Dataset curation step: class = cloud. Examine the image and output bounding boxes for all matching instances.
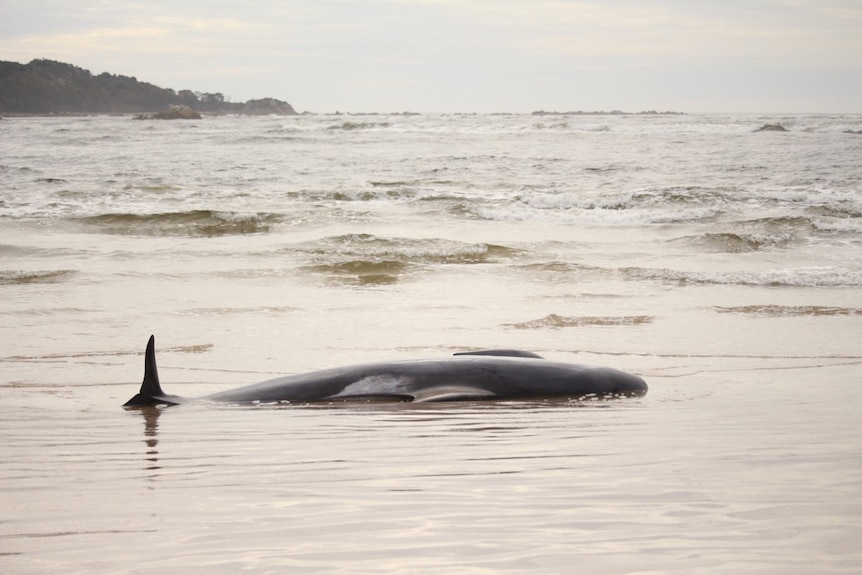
[2,0,860,111]
[435,0,862,66]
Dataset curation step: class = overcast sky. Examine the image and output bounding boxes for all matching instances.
[2,0,860,113]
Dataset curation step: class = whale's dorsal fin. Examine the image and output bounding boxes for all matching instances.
[453,349,544,359]
[142,335,161,394]
[123,335,182,407]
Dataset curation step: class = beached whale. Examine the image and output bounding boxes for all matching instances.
[123,335,647,407]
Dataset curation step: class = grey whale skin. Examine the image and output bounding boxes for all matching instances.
[124,336,647,407]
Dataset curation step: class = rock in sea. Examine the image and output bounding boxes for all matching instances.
[134,105,202,120]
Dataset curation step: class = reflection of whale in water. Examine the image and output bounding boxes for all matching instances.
[141,406,161,474]
[123,336,647,407]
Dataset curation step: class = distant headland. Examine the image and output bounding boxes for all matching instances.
[0,59,297,116]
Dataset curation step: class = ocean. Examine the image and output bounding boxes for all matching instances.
[1,112,861,574]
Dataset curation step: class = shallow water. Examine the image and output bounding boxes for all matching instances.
[1,113,861,573]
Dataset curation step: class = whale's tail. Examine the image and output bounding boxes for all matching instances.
[123,335,182,407]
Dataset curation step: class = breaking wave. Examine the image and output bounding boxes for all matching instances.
[294,234,520,285]
[714,305,862,316]
[467,185,862,228]
[73,210,283,236]
[178,306,299,316]
[669,216,815,252]
[670,231,796,253]
[622,266,862,287]
[504,314,655,329]
[300,260,409,286]
[0,270,76,285]
[296,234,519,265]
[328,121,392,131]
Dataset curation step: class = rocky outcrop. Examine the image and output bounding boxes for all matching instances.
[755,123,788,132]
[134,105,202,120]
[239,98,297,115]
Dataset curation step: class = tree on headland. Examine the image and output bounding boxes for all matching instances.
[0,59,297,116]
